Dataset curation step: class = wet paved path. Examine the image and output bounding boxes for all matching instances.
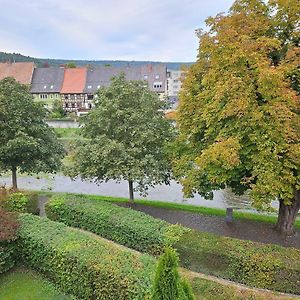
[118,203,300,249]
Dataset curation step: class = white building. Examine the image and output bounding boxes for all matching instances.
[167,69,185,97]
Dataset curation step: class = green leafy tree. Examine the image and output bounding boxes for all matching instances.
[51,99,66,119]
[66,74,174,201]
[152,247,195,300]
[65,62,76,68]
[0,77,65,189]
[172,0,300,235]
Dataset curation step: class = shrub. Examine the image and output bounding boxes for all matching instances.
[175,230,300,294]
[0,209,19,242]
[46,197,188,255]
[17,214,155,300]
[0,245,15,274]
[0,189,39,215]
[151,247,195,300]
[22,191,39,215]
[5,192,28,212]
[0,208,19,274]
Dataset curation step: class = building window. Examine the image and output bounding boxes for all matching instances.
[153,82,163,89]
[144,75,148,80]
[155,74,160,79]
[87,95,93,100]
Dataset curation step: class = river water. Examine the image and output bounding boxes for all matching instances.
[0,174,278,212]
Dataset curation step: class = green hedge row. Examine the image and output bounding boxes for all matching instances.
[175,230,300,294]
[46,196,300,294]
[17,214,155,300]
[46,197,188,255]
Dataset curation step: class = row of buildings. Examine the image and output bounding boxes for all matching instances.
[0,62,184,114]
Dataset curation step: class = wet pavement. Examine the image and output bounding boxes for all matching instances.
[118,203,300,249]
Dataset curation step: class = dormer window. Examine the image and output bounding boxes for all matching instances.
[43,85,47,89]
[155,75,160,79]
[50,85,54,89]
[143,75,148,80]
[88,85,92,89]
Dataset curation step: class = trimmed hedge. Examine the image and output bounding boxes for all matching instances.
[0,244,15,274]
[17,214,155,300]
[46,197,188,255]
[46,196,300,294]
[175,230,300,294]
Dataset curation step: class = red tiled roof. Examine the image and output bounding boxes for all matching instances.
[61,68,87,93]
[0,62,34,84]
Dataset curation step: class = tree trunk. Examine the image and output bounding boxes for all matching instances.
[12,167,18,190]
[128,180,134,203]
[276,191,300,236]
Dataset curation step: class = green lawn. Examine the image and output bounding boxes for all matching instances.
[54,128,81,139]
[40,191,300,229]
[0,268,75,300]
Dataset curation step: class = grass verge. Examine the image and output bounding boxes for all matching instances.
[54,128,81,139]
[180,269,296,300]
[0,267,75,300]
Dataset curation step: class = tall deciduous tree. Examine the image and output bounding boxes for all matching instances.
[0,77,65,189]
[172,0,300,235]
[66,74,174,201]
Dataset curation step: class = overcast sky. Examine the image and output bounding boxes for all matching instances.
[0,0,234,62]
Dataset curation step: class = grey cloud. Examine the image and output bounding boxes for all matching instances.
[0,0,233,61]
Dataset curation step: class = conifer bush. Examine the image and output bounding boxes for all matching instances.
[151,247,195,300]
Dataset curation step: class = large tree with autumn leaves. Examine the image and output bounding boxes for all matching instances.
[172,0,300,235]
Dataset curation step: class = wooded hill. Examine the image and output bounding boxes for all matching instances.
[0,51,193,70]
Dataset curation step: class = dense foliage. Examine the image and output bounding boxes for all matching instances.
[176,229,300,294]
[172,0,300,234]
[152,247,195,300]
[46,196,188,255]
[17,214,155,300]
[65,74,174,201]
[0,77,65,189]
[0,189,39,215]
[0,209,19,274]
